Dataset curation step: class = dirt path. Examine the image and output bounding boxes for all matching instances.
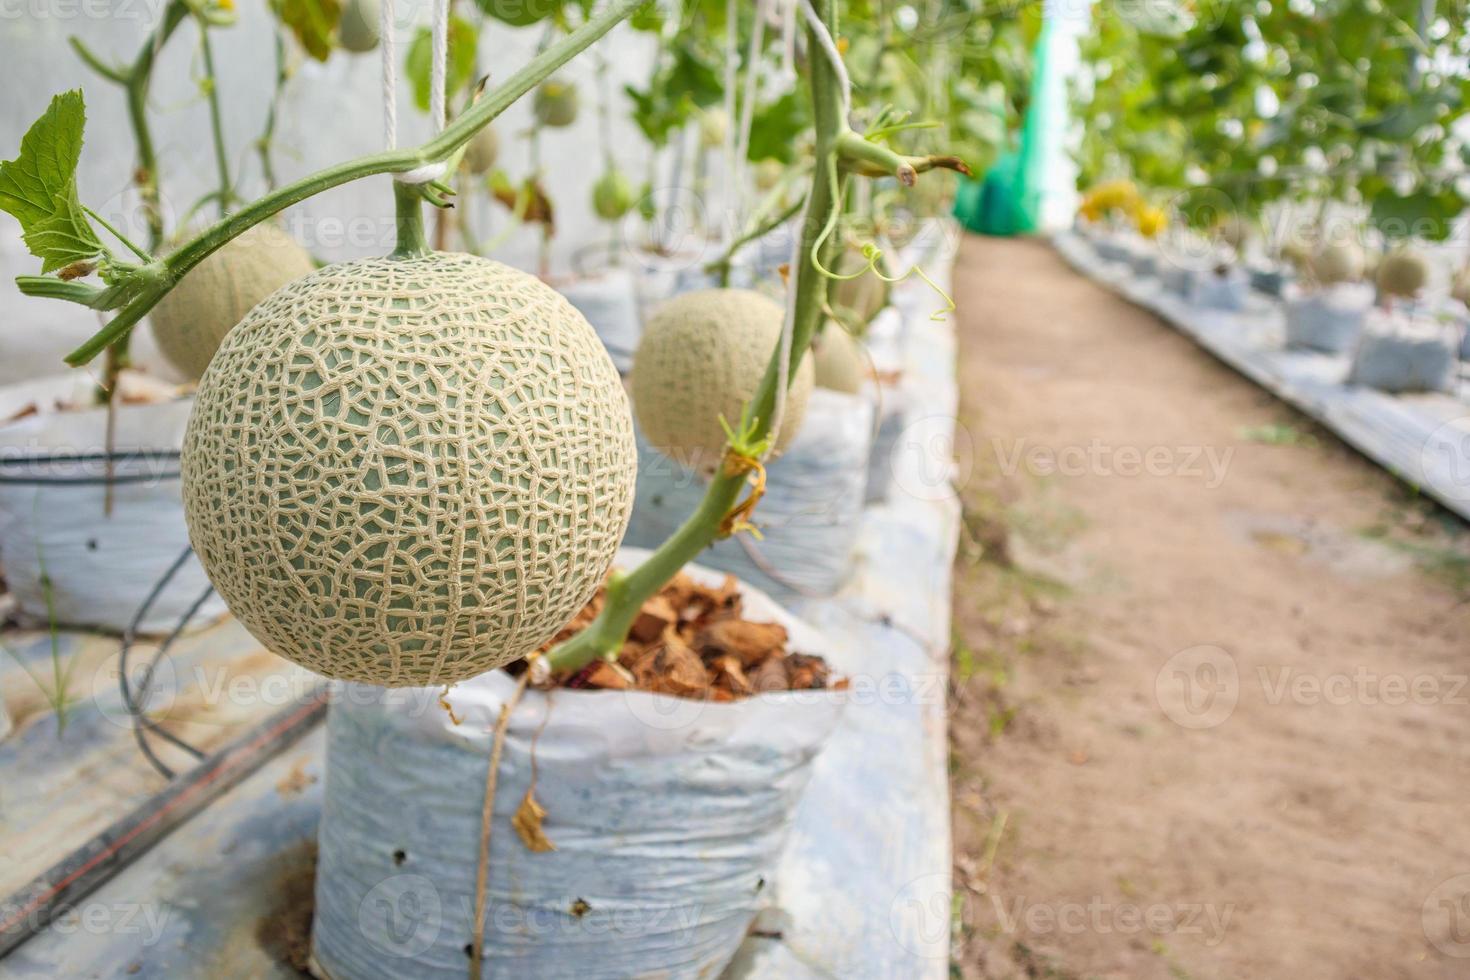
[947,235,1470,980]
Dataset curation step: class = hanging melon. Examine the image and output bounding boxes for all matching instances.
[181,251,637,687]
[149,223,315,381]
[534,79,579,128]
[811,325,865,394]
[1376,246,1429,298]
[462,125,499,174]
[699,108,728,149]
[592,169,634,221]
[1451,267,1470,307]
[1311,239,1364,285]
[337,0,380,52]
[631,288,812,467]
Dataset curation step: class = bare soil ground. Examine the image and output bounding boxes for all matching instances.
[948,235,1470,980]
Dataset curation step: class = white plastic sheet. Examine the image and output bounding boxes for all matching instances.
[0,397,225,633]
[309,550,845,980]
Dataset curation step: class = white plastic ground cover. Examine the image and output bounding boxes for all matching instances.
[1349,312,1459,394]
[0,396,225,633]
[308,547,846,980]
[1283,283,1373,353]
[623,388,875,602]
[557,269,642,373]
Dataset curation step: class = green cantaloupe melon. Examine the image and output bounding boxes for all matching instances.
[699,108,728,149]
[533,80,579,128]
[462,125,499,174]
[830,247,890,328]
[181,251,636,687]
[1376,247,1428,298]
[592,170,634,221]
[338,0,380,52]
[631,288,813,468]
[1311,239,1364,285]
[149,223,315,381]
[812,325,866,394]
[753,158,783,192]
[1451,267,1470,307]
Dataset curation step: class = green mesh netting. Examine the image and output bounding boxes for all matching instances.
[956,16,1065,236]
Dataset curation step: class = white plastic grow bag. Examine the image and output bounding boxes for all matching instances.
[0,397,225,633]
[557,269,642,373]
[1349,312,1459,394]
[309,549,846,980]
[1282,283,1373,353]
[623,389,875,602]
[1159,264,1197,298]
[1191,267,1250,311]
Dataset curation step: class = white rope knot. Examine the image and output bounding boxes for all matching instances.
[394,162,450,185]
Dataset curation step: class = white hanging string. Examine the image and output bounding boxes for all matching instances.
[381,0,450,184]
[800,0,851,115]
[732,0,769,202]
[721,0,739,243]
[780,0,797,81]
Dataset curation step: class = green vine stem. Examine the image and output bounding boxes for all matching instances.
[392,181,432,258]
[60,0,649,368]
[257,30,288,191]
[71,0,189,513]
[544,0,855,674]
[704,195,804,287]
[197,17,234,215]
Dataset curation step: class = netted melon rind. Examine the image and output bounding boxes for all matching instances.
[631,288,813,467]
[150,223,315,380]
[1376,247,1429,298]
[181,252,637,687]
[1312,240,1364,285]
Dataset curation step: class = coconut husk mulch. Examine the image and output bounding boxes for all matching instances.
[535,571,842,701]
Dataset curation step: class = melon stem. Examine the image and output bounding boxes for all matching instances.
[545,0,850,674]
[392,182,432,259]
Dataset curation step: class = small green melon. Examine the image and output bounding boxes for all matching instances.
[1311,240,1364,285]
[592,170,634,221]
[462,125,499,175]
[534,79,579,128]
[699,108,728,149]
[753,158,784,193]
[337,0,380,52]
[812,325,866,394]
[631,288,813,467]
[1451,267,1470,307]
[1376,246,1429,298]
[149,223,315,381]
[181,252,636,687]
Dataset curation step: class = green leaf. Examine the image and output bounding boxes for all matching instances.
[1368,188,1463,241]
[746,91,811,165]
[474,0,559,27]
[406,16,479,114]
[0,90,104,274]
[272,0,342,62]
